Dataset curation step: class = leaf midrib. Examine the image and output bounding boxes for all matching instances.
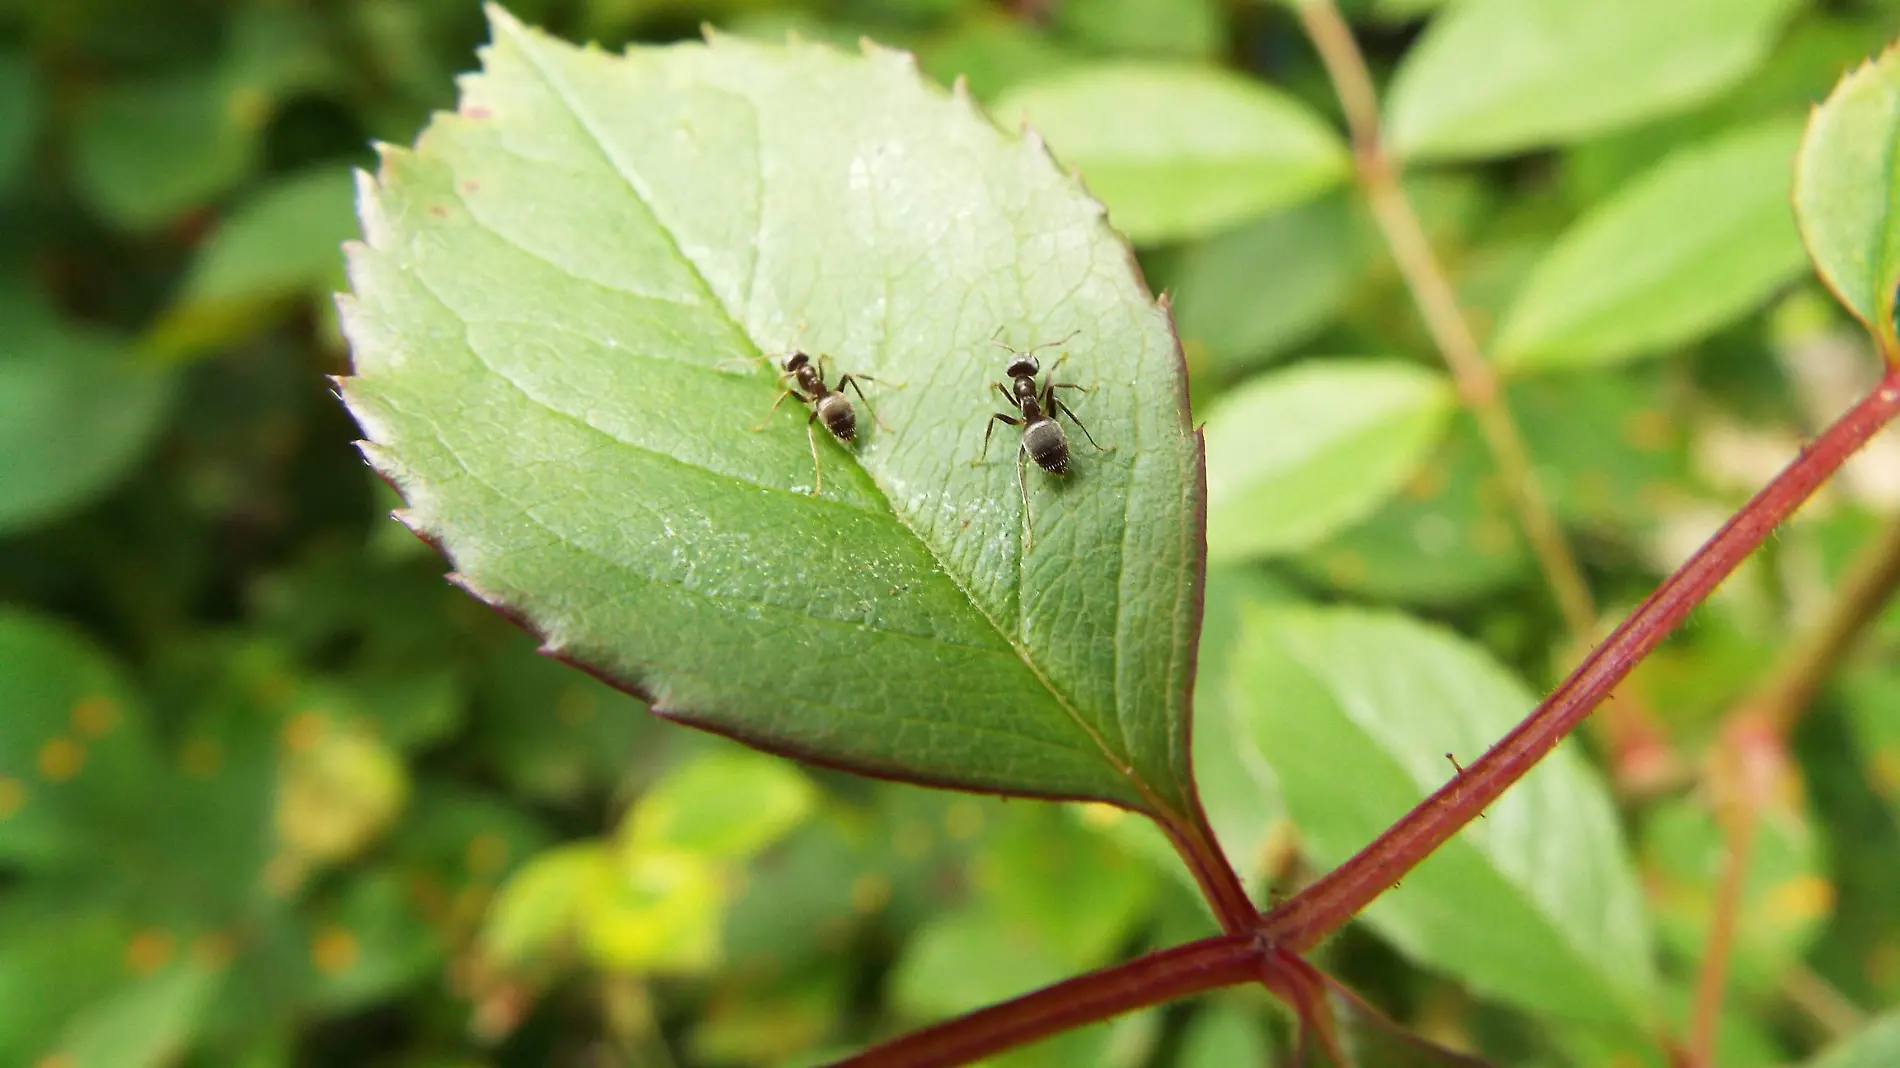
[397,402,1112,765]
[502,25,1165,814]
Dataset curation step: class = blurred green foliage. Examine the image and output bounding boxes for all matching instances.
[8,0,1900,1066]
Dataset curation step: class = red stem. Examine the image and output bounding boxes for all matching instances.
[1160,802,1258,933]
[824,934,1263,1068]
[1259,372,1900,949]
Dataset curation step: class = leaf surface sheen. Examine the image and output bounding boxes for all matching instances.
[1497,118,1809,370]
[991,62,1350,244]
[340,9,1205,815]
[1386,0,1800,161]
[1202,359,1454,562]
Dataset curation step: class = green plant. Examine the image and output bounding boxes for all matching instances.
[333,1,1900,1065]
[12,0,1900,1065]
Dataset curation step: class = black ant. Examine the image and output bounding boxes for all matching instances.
[725,349,885,495]
[973,330,1108,549]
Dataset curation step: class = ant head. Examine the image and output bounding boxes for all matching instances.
[780,350,812,373]
[1005,354,1040,379]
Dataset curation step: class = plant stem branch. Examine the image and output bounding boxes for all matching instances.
[824,934,1264,1068]
[1161,804,1261,933]
[1687,724,1772,1067]
[1781,965,1866,1040]
[1293,0,1597,639]
[1258,374,1900,950]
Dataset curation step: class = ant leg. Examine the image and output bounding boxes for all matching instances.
[714,352,771,374]
[751,390,810,431]
[803,419,823,496]
[1051,396,1111,452]
[836,374,891,431]
[1043,354,1092,396]
[993,382,1019,408]
[1016,440,1034,553]
[972,412,1021,466]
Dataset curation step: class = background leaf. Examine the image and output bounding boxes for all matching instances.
[1229,606,1658,1029]
[0,49,39,197]
[1054,0,1226,60]
[1385,0,1801,161]
[1286,414,1529,607]
[1202,359,1454,562]
[1495,119,1808,371]
[341,13,1208,813]
[1171,193,1366,376]
[0,610,159,869]
[143,166,358,364]
[70,73,257,230]
[0,288,176,533]
[990,62,1349,243]
[1803,1014,1900,1067]
[1795,44,1900,353]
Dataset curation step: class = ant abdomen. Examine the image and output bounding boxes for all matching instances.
[1022,419,1068,474]
[816,393,857,442]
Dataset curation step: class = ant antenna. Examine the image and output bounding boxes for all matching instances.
[988,328,1082,357]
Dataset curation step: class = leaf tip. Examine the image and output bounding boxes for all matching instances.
[482,2,525,39]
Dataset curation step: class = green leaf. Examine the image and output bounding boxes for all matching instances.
[625,748,816,861]
[0,610,160,869]
[976,805,1156,967]
[1804,1014,1900,1067]
[483,842,608,968]
[143,166,359,365]
[917,15,1082,102]
[990,62,1349,243]
[895,903,1160,1068]
[1172,193,1366,376]
[70,73,258,229]
[1496,119,1809,371]
[302,870,441,1011]
[0,49,40,196]
[1230,606,1657,1029]
[0,287,177,533]
[1510,371,1688,531]
[1178,1004,1268,1068]
[0,898,139,1063]
[1052,0,1227,60]
[341,11,1207,815]
[1203,359,1455,562]
[1286,415,1529,607]
[1795,44,1900,354]
[1555,980,1788,1068]
[1301,980,1495,1067]
[467,642,653,804]
[579,846,727,973]
[1386,0,1801,161]
[1184,566,1294,892]
[51,965,222,1068]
